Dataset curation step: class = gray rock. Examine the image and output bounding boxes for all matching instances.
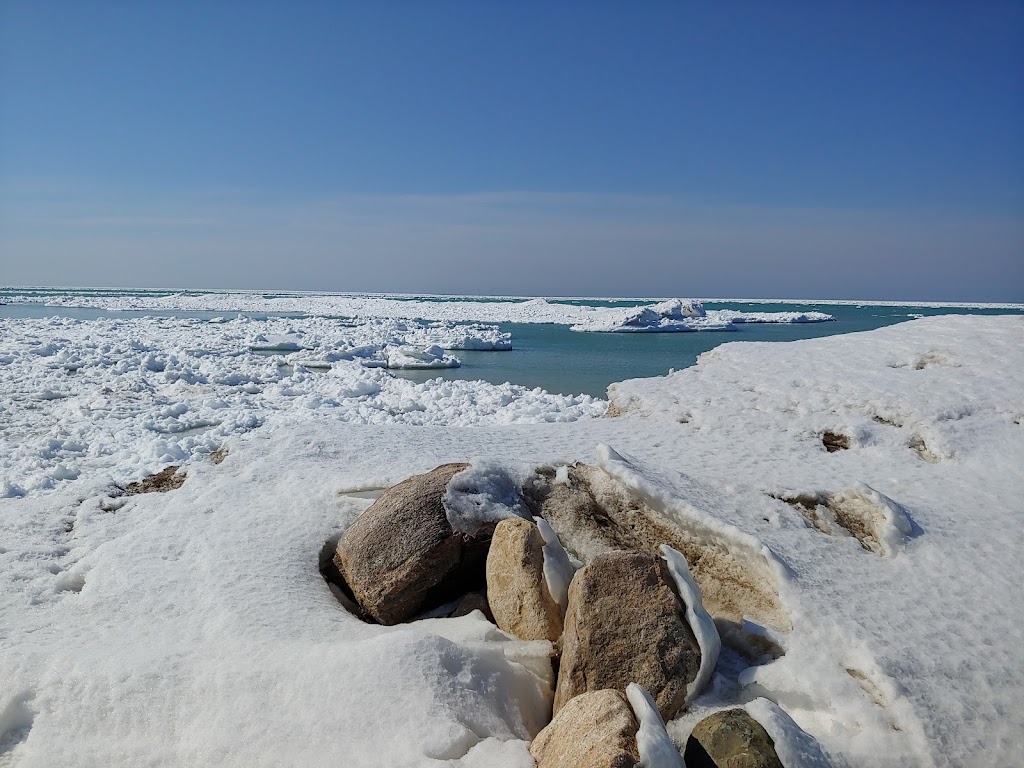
[554,550,701,720]
[684,708,784,768]
[334,463,469,625]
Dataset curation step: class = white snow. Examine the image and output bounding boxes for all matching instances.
[659,544,721,705]
[744,697,833,768]
[443,461,534,536]
[570,299,833,333]
[533,515,577,612]
[4,290,834,328]
[626,683,685,768]
[2,308,1023,767]
[0,315,603,496]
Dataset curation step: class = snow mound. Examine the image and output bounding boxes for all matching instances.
[626,683,685,768]
[443,461,534,536]
[660,544,721,705]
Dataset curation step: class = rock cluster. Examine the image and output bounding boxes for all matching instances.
[327,462,796,768]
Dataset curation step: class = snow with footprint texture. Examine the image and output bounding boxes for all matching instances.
[1,312,1023,767]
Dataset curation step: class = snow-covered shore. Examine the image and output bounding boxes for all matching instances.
[2,314,1023,767]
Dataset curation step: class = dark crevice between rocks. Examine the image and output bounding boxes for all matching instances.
[821,431,850,453]
[682,738,718,768]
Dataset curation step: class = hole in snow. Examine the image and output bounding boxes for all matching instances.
[0,691,36,758]
[821,431,850,452]
[770,487,914,557]
[716,619,785,664]
[908,435,940,463]
[871,413,903,428]
[122,466,186,495]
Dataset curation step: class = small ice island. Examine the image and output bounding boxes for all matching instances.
[570,299,834,333]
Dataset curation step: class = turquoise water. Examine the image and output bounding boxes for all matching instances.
[2,292,1021,397]
[394,303,1023,396]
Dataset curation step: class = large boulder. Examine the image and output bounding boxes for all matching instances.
[485,517,563,642]
[684,709,783,768]
[530,689,640,768]
[334,463,469,625]
[554,550,700,720]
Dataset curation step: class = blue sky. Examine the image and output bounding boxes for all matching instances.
[1,1,1022,300]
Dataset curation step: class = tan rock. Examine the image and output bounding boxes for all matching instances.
[554,550,700,720]
[334,463,468,625]
[684,708,783,768]
[485,517,563,642]
[523,464,791,632]
[530,689,640,768]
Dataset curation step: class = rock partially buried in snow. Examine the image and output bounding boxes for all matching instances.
[554,550,701,720]
[334,463,470,624]
[684,708,784,768]
[530,689,640,768]
[450,591,493,620]
[486,516,563,642]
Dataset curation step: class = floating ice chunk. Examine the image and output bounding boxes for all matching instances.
[626,683,685,768]
[383,345,461,369]
[660,544,721,704]
[248,333,306,352]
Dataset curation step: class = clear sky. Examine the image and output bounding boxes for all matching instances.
[1,1,1022,300]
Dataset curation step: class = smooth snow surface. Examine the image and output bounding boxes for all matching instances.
[659,544,721,705]
[2,313,1023,767]
[626,683,685,768]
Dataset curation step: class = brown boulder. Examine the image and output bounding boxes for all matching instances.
[554,550,700,720]
[485,517,563,642]
[334,463,469,624]
[450,591,493,621]
[684,708,783,768]
[530,689,640,768]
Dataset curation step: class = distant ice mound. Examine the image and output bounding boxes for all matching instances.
[571,299,834,333]
[571,300,734,334]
